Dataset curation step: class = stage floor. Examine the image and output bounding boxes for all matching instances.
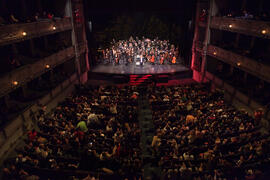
[91,63,190,75]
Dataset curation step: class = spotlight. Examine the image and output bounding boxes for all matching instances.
[22,32,27,36]
[45,64,50,69]
[229,24,232,28]
[237,62,241,66]
[262,30,267,34]
[12,81,18,85]
[52,26,56,30]
[213,52,217,55]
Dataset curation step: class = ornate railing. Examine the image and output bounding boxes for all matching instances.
[210,17,270,39]
[0,46,75,97]
[0,18,72,46]
[207,45,270,83]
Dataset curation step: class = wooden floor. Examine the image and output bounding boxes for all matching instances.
[91,62,190,75]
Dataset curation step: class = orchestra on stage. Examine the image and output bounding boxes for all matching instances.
[101,36,180,65]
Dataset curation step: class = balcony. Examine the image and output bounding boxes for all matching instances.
[210,17,270,39]
[0,46,75,97]
[207,45,270,83]
[0,18,72,46]
[204,71,270,121]
[0,72,78,158]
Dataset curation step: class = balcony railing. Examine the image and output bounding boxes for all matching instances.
[0,18,72,46]
[0,46,75,97]
[204,71,270,121]
[207,45,270,83]
[210,17,270,39]
[0,72,78,158]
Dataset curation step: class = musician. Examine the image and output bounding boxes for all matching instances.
[140,54,143,66]
[150,55,155,65]
[160,54,164,65]
[115,53,119,65]
[102,37,179,66]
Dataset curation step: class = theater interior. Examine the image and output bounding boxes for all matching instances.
[0,0,270,179]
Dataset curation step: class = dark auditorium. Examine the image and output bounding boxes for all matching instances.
[0,0,270,179]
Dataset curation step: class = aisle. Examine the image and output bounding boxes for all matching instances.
[138,87,161,180]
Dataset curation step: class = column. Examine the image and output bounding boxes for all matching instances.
[191,1,201,70]
[201,0,214,77]
[66,0,81,81]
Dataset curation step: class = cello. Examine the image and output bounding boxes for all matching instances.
[172,56,176,64]
[150,55,155,64]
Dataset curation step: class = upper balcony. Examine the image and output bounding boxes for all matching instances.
[210,17,270,39]
[0,18,72,46]
[207,44,270,83]
[0,46,75,98]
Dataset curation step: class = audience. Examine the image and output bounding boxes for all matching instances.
[149,84,270,179]
[217,9,269,21]
[2,85,142,180]
[2,83,270,180]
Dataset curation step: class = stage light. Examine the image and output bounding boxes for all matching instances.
[22,31,27,36]
[45,64,50,69]
[262,30,267,34]
[229,24,232,28]
[237,62,241,66]
[213,52,217,55]
[52,26,56,30]
[12,81,18,85]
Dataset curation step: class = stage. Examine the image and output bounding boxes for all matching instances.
[88,62,193,85]
[90,63,190,75]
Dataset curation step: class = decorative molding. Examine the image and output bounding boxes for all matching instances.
[0,18,72,46]
[207,45,270,83]
[210,17,270,39]
[0,46,75,97]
